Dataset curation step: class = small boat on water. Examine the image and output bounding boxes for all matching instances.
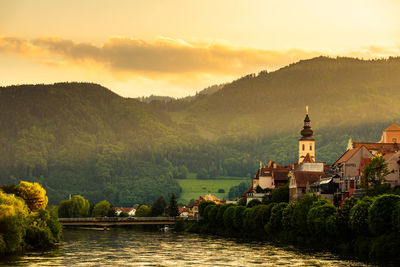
[159,225,170,232]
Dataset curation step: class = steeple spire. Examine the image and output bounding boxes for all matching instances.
[300,106,314,140]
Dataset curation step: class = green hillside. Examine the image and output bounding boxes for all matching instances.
[1,57,400,205]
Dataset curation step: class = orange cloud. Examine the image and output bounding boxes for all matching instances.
[1,36,399,79]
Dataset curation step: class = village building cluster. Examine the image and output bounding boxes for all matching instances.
[245,107,400,205]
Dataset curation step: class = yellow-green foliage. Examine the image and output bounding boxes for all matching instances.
[0,190,28,253]
[16,181,48,211]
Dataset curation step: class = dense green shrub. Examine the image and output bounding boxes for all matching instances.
[135,205,151,217]
[263,203,276,224]
[265,202,288,236]
[24,225,53,249]
[330,197,358,241]
[247,199,261,208]
[307,202,336,238]
[369,234,400,262]
[233,205,246,229]
[349,197,373,236]
[223,206,236,230]
[203,204,215,222]
[253,205,269,230]
[269,183,289,204]
[198,201,215,217]
[207,205,219,225]
[216,204,231,226]
[368,194,400,235]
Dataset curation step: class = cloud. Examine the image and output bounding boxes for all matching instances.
[1,36,400,80]
[0,36,321,76]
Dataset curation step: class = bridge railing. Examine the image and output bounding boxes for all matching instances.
[59,217,200,222]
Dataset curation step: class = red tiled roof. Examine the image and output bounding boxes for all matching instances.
[353,142,399,153]
[294,171,324,188]
[302,153,315,163]
[272,170,289,181]
[384,124,400,132]
[334,146,362,165]
[113,207,135,213]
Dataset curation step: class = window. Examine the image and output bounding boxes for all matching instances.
[302,144,305,151]
[310,145,312,151]
[393,138,397,143]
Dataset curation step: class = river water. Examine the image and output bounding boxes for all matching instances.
[1,228,371,266]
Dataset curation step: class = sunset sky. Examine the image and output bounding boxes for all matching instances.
[1,0,400,97]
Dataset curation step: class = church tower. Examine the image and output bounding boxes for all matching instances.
[298,106,315,163]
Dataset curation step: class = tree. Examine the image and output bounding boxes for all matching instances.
[270,183,289,203]
[199,200,215,217]
[368,194,400,235]
[247,199,261,208]
[135,205,151,217]
[196,168,209,179]
[58,195,90,218]
[92,200,112,217]
[363,154,392,188]
[238,197,247,206]
[150,195,167,216]
[349,196,373,236]
[7,181,48,212]
[0,190,29,253]
[167,193,179,217]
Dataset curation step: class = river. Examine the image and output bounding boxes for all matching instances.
[1,228,372,266]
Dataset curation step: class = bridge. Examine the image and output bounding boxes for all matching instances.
[59,217,199,227]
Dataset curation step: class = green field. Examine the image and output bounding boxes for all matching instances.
[175,176,250,204]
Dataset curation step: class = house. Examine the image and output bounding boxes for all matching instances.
[113,207,136,217]
[246,161,290,203]
[347,124,400,188]
[188,194,224,217]
[289,170,324,202]
[332,145,373,192]
[383,151,400,188]
[178,206,189,217]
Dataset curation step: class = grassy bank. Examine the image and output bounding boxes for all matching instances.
[174,175,248,204]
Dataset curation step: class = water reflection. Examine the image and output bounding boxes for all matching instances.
[1,228,372,266]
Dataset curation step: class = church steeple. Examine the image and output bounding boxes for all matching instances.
[300,105,314,140]
[298,106,315,163]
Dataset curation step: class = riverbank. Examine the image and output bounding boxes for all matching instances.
[185,194,400,265]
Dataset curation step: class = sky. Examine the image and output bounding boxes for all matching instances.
[1,0,400,97]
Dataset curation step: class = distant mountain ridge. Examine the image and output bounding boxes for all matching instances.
[1,56,400,205]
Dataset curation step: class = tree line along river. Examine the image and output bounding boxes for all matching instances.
[1,228,372,266]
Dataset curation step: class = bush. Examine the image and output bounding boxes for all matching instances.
[265,203,288,237]
[119,212,129,217]
[270,183,289,204]
[238,197,247,206]
[233,205,246,229]
[216,204,231,226]
[247,199,261,208]
[331,197,358,241]
[349,197,373,236]
[199,201,215,217]
[307,203,336,239]
[24,225,53,249]
[223,206,236,230]
[135,205,151,217]
[369,234,400,262]
[92,200,112,217]
[207,205,219,225]
[368,194,400,235]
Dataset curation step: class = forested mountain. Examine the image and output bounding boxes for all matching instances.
[1,56,400,205]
